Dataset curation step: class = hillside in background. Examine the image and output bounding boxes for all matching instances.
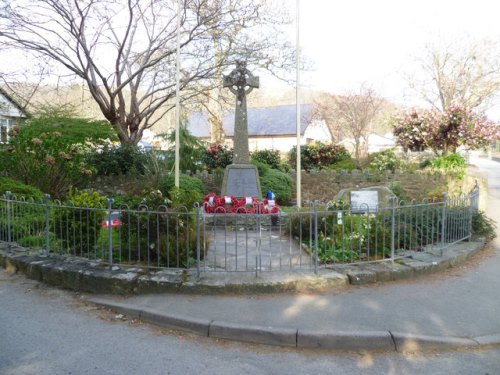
[1,83,399,139]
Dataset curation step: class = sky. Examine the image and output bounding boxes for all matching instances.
[3,0,500,118]
[283,0,500,115]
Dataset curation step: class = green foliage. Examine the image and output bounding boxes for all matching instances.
[259,169,292,204]
[325,199,349,211]
[16,116,115,144]
[325,157,357,172]
[160,174,204,208]
[288,201,475,264]
[427,153,467,179]
[250,149,282,170]
[388,182,407,202]
[139,151,172,191]
[113,189,170,210]
[117,201,204,268]
[315,232,361,263]
[250,160,270,176]
[201,143,233,172]
[168,186,203,209]
[164,127,205,173]
[53,189,106,254]
[288,142,350,171]
[0,196,46,245]
[87,145,148,176]
[471,211,496,239]
[0,177,44,199]
[368,148,401,172]
[429,153,466,169]
[1,116,115,197]
[289,212,391,263]
[17,233,57,250]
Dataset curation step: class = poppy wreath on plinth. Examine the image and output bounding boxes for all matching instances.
[237,196,259,213]
[203,193,219,213]
[202,193,280,214]
[260,199,279,214]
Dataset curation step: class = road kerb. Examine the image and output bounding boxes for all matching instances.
[473,334,500,346]
[391,332,479,351]
[297,329,394,351]
[209,320,297,347]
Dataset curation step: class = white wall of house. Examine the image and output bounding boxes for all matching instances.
[0,94,24,118]
[248,136,303,152]
[0,92,26,143]
[303,119,332,144]
[225,120,333,153]
[338,133,396,155]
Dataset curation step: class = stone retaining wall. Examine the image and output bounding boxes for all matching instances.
[89,168,487,209]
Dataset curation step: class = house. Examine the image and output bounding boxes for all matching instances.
[186,104,332,152]
[0,87,28,143]
[338,133,396,155]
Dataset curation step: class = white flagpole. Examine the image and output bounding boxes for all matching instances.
[174,0,182,188]
[295,0,301,208]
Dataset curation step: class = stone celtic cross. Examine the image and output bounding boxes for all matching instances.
[223,61,259,164]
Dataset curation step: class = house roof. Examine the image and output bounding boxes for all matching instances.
[0,86,29,118]
[186,104,314,138]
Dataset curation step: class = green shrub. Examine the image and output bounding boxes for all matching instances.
[160,174,204,208]
[288,142,350,171]
[53,189,106,255]
[0,179,45,246]
[368,148,401,172]
[288,212,391,263]
[471,211,496,239]
[0,197,46,245]
[201,144,233,172]
[427,153,467,179]
[388,182,407,202]
[17,233,57,250]
[111,190,197,265]
[259,169,292,204]
[118,204,204,268]
[325,157,358,172]
[422,153,467,179]
[163,127,205,173]
[87,145,148,176]
[250,149,281,170]
[0,177,45,199]
[2,116,115,197]
[250,160,270,176]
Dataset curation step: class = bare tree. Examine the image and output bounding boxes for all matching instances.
[188,0,295,144]
[315,85,384,160]
[408,38,500,111]
[0,0,290,146]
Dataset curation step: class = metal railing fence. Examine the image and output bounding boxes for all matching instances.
[0,184,480,275]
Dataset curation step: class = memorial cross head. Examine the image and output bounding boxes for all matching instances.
[222,61,259,101]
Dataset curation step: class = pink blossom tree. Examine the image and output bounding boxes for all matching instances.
[393,104,500,156]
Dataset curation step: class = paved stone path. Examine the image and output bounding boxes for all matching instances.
[202,216,312,272]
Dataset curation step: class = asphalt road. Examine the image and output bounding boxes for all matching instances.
[1,251,499,374]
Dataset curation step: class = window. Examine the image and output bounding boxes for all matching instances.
[0,118,12,144]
